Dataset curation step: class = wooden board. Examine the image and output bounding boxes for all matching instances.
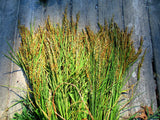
[0,0,159,119]
[98,0,124,29]
[0,0,22,119]
[123,0,157,114]
[45,0,70,26]
[72,0,97,31]
[149,0,160,106]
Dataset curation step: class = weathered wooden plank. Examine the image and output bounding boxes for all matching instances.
[6,0,28,118]
[19,0,70,28]
[0,0,159,119]
[72,0,97,31]
[45,0,70,26]
[18,0,32,28]
[123,0,157,114]
[0,0,21,119]
[98,0,124,29]
[19,0,47,29]
[149,0,160,106]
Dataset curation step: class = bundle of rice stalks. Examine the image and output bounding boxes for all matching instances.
[8,8,144,120]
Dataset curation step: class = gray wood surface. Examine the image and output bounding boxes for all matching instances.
[46,0,70,25]
[0,0,159,119]
[0,0,20,119]
[98,0,124,29]
[123,0,157,113]
[72,0,97,31]
[149,0,160,106]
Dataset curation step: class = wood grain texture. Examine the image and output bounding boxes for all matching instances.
[72,0,97,31]
[98,0,124,29]
[123,0,157,113]
[45,0,70,26]
[149,0,160,106]
[0,0,21,119]
[0,0,159,119]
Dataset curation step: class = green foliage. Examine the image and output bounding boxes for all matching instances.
[8,8,145,120]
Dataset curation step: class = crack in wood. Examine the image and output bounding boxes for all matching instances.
[96,0,99,30]
[69,0,72,22]
[122,0,125,30]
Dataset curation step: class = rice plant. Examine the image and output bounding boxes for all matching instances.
[7,8,144,120]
